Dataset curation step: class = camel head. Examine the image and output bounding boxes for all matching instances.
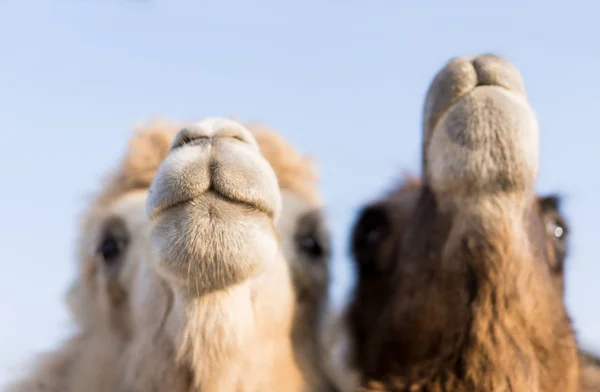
[350,177,569,338]
[59,119,333,391]
[67,120,332,332]
[346,54,579,391]
[348,177,572,389]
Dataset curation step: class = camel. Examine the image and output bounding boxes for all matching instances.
[344,54,581,391]
[4,119,337,392]
[112,117,305,391]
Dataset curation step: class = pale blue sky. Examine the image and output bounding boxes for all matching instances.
[1,0,599,385]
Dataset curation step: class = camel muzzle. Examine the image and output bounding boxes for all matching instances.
[422,54,540,201]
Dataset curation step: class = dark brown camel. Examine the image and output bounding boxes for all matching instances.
[350,176,600,391]
[346,54,580,391]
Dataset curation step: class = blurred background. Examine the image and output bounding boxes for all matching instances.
[1,0,599,385]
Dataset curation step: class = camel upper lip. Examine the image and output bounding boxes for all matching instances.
[208,186,276,218]
[148,196,193,221]
[148,188,275,221]
[431,84,511,135]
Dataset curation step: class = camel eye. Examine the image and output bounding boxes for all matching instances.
[364,227,383,244]
[547,219,566,241]
[295,211,330,261]
[539,195,567,243]
[553,225,564,239]
[297,234,324,259]
[353,206,388,252]
[97,236,125,264]
[96,218,129,266]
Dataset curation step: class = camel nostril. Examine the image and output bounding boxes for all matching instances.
[171,128,211,150]
[471,54,526,94]
[170,119,259,152]
[216,128,254,145]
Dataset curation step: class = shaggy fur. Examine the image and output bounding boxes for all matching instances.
[248,124,321,205]
[347,176,599,391]
[345,54,580,391]
[94,120,180,209]
[4,119,336,392]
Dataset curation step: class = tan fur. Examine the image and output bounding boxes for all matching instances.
[345,54,580,392]
[5,119,335,392]
[246,124,321,205]
[3,337,81,392]
[94,120,180,209]
[340,174,600,392]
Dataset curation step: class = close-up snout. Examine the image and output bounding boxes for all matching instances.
[422,54,540,203]
[147,117,281,221]
[422,54,527,143]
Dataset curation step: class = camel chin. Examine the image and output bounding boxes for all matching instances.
[147,118,283,291]
[424,54,539,207]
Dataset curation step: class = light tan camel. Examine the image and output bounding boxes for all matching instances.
[344,54,580,391]
[114,117,303,391]
[4,119,337,392]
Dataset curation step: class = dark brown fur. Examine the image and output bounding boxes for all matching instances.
[348,178,579,391]
[349,177,599,391]
[346,54,580,391]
